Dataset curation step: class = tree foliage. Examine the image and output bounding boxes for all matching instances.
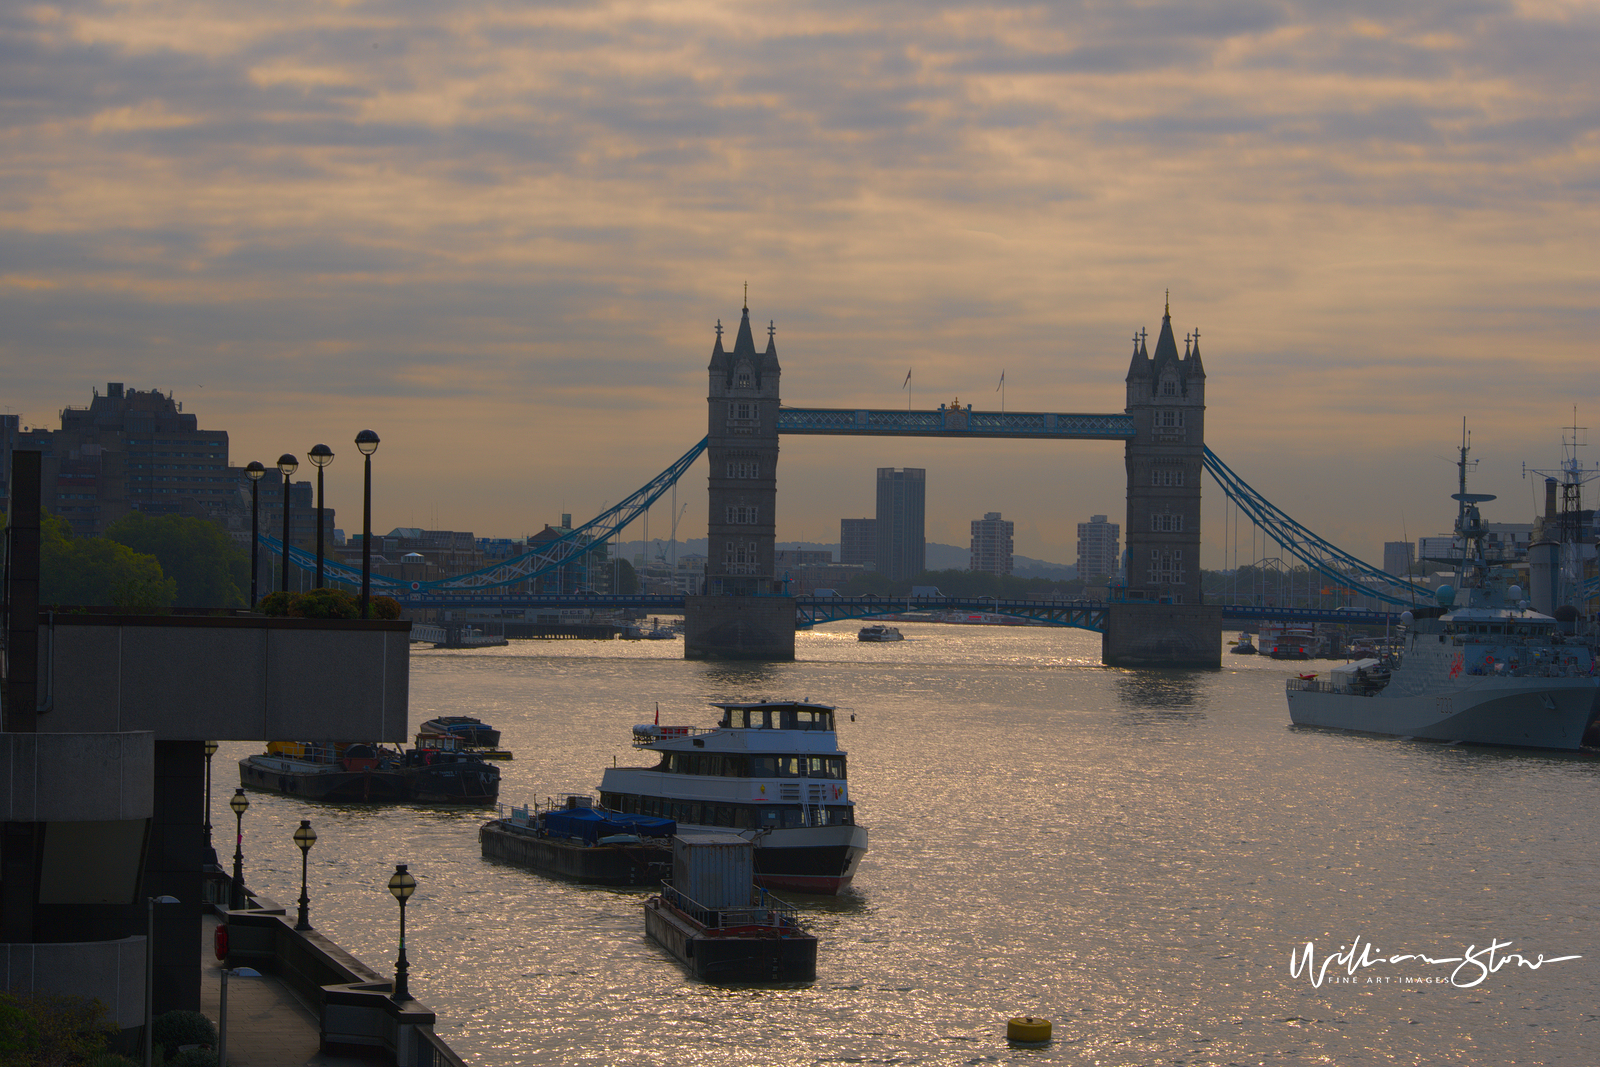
[27,510,177,609]
[106,513,248,609]
[0,992,119,1067]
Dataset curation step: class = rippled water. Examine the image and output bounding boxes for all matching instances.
[218,622,1600,1065]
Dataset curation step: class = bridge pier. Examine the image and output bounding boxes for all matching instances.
[683,595,796,660]
[1102,602,1222,668]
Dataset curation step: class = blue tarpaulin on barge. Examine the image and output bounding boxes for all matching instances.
[543,808,677,845]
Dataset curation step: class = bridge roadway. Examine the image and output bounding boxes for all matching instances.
[404,593,1398,630]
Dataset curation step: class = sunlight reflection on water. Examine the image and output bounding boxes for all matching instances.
[221,622,1600,1065]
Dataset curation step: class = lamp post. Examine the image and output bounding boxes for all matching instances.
[229,788,249,910]
[308,444,334,589]
[356,430,380,618]
[217,966,261,1067]
[294,820,318,930]
[245,462,265,606]
[144,895,179,1067]
[276,455,298,593]
[387,863,416,1002]
[202,740,218,856]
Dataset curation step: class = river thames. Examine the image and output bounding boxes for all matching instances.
[216,622,1599,1066]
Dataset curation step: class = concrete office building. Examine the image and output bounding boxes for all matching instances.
[970,512,1014,575]
[875,468,926,582]
[1383,541,1414,575]
[1077,514,1121,582]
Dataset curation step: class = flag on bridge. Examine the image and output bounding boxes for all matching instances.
[996,370,1005,391]
[903,367,912,388]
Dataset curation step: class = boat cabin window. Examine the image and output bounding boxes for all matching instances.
[721,707,773,729]
[777,707,834,731]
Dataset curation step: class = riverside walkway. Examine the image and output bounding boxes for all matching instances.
[199,912,372,1067]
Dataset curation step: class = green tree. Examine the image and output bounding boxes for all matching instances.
[613,557,640,594]
[107,513,248,608]
[27,510,176,609]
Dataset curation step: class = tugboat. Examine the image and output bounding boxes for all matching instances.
[480,795,675,885]
[417,715,501,749]
[1230,633,1258,655]
[599,701,868,895]
[644,833,817,983]
[857,625,904,642]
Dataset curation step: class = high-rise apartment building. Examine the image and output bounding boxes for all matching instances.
[970,511,1014,575]
[1383,541,1414,575]
[875,468,926,581]
[840,518,876,567]
[1076,514,1120,582]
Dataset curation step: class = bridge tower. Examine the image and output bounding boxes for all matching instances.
[1103,299,1222,667]
[683,301,797,659]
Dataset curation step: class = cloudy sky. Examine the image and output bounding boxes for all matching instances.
[5,1,1597,567]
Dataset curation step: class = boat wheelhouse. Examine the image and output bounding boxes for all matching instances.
[598,701,868,895]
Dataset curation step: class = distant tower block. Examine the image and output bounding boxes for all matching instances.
[684,301,796,660]
[1103,298,1221,667]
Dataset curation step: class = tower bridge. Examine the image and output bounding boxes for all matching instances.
[692,297,1217,666]
[264,299,1431,662]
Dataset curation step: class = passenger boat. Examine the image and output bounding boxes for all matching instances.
[1286,433,1600,750]
[1267,628,1316,660]
[240,740,500,804]
[480,796,674,886]
[417,715,500,749]
[599,701,868,895]
[644,833,817,983]
[857,625,904,642]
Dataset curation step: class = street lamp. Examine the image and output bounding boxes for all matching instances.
[217,966,261,1067]
[356,430,380,618]
[308,444,334,589]
[294,820,318,930]
[143,895,179,1067]
[245,462,265,606]
[276,455,298,594]
[229,788,250,910]
[202,740,218,857]
[387,863,416,1002]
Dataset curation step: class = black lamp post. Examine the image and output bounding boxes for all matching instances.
[388,863,416,1002]
[202,740,218,855]
[245,462,265,606]
[356,430,380,618]
[229,788,250,910]
[294,820,318,930]
[309,444,333,589]
[277,454,298,593]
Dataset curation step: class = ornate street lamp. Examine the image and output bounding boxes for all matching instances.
[202,740,218,855]
[245,462,265,606]
[387,863,416,1002]
[294,820,318,930]
[276,455,298,593]
[143,895,179,1067]
[229,788,250,910]
[356,430,380,618]
[308,444,334,589]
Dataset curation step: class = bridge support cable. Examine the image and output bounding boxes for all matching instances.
[259,437,709,595]
[1202,447,1431,607]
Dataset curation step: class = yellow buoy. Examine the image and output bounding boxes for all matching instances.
[1007,1016,1052,1043]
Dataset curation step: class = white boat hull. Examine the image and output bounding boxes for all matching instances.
[1287,676,1598,750]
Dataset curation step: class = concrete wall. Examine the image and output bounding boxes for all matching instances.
[683,595,796,660]
[0,937,147,1028]
[0,731,154,821]
[1103,602,1223,668]
[40,615,411,741]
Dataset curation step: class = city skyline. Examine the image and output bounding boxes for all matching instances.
[5,4,1596,569]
